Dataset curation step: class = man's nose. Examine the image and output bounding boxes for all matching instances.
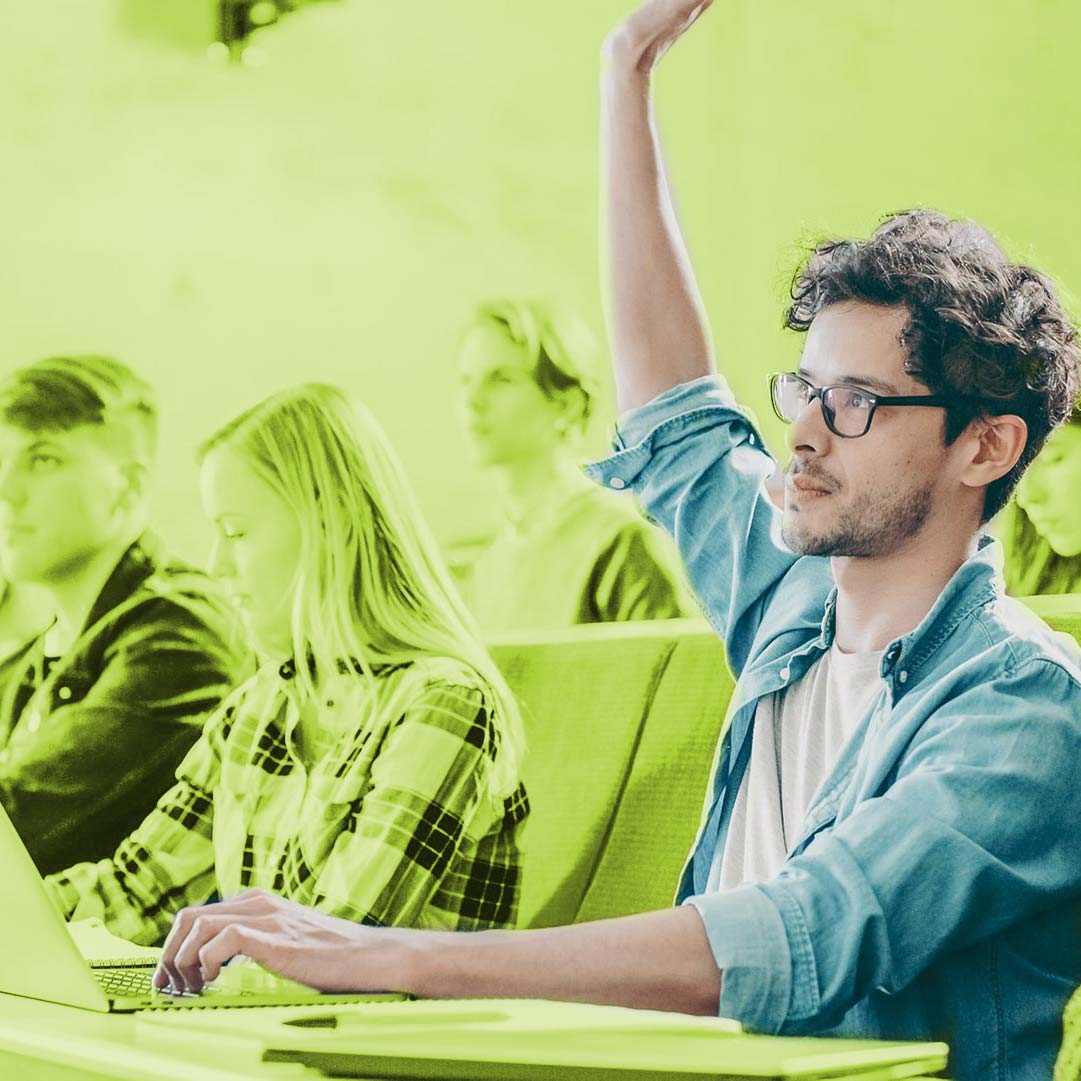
[785,394,831,454]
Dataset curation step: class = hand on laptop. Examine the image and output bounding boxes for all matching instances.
[152,889,413,995]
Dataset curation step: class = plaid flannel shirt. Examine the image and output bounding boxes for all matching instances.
[46,656,529,944]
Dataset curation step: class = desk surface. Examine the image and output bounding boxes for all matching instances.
[0,992,315,1081]
[0,991,949,1081]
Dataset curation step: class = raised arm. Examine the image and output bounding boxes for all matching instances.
[603,0,717,412]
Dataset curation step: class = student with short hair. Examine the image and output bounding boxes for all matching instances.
[151,5,1081,1080]
[458,299,691,629]
[46,385,528,942]
[0,355,247,874]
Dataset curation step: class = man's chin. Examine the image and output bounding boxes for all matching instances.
[783,533,828,558]
[781,515,813,555]
[781,520,843,559]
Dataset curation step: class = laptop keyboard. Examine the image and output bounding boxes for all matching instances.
[90,962,261,1003]
[92,965,155,998]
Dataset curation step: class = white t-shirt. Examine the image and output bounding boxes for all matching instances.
[709,643,885,892]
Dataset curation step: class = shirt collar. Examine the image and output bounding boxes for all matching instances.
[815,534,1001,680]
[276,655,400,684]
[81,532,163,634]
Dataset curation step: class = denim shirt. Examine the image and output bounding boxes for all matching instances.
[585,375,1081,1081]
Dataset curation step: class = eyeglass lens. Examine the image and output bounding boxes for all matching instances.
[773,375,874,437]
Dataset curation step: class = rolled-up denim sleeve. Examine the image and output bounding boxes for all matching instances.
[584,375,797,674]
[683,886,794,1032]
[684,658,1081,1033]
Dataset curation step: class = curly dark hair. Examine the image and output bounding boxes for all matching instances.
[784,209,1081,520]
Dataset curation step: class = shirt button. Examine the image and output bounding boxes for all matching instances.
[898,671,908,684]
[609,477,627,490]
[57,686,73,701]
[779,666,791,681]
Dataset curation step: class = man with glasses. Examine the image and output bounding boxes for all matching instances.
[150,2,1081,1078]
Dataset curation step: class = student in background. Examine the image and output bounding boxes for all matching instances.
[458,299,691,630]
[0,356,247,874]
[46,384,528,944]
[1002,404,1081,595]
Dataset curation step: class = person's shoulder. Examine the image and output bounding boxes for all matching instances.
[399,655,486,692]
[404,659,501,761]
[140,552,226,605]
[119,554,238,639]
[559,485,671,562]
[84,556,246,677]
[567,483,645,528]
[972,592,1081,686]
[379,656,492,719]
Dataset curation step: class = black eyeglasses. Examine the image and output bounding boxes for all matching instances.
[769,372,953,439]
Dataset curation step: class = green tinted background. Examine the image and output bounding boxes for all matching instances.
[3,0,1079,563]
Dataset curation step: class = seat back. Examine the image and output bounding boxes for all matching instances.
[491,623,683,928]
[577,620,733,921]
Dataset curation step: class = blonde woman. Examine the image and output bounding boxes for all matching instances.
[45,385,529,942]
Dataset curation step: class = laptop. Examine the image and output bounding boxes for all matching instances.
[0,803,404,1012]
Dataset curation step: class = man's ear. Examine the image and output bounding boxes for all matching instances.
[115,460,151,517]
[959,414,1028,491]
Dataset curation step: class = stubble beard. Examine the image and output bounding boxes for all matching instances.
[781,482,934,558]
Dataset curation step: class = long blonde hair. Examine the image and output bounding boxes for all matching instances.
[200,384,524,799]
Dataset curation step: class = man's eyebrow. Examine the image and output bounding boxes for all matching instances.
[26,439,64,453]
[798,367,900,395]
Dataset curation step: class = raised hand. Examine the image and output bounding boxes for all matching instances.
[599,0,717,413]
[605,0,714,75]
